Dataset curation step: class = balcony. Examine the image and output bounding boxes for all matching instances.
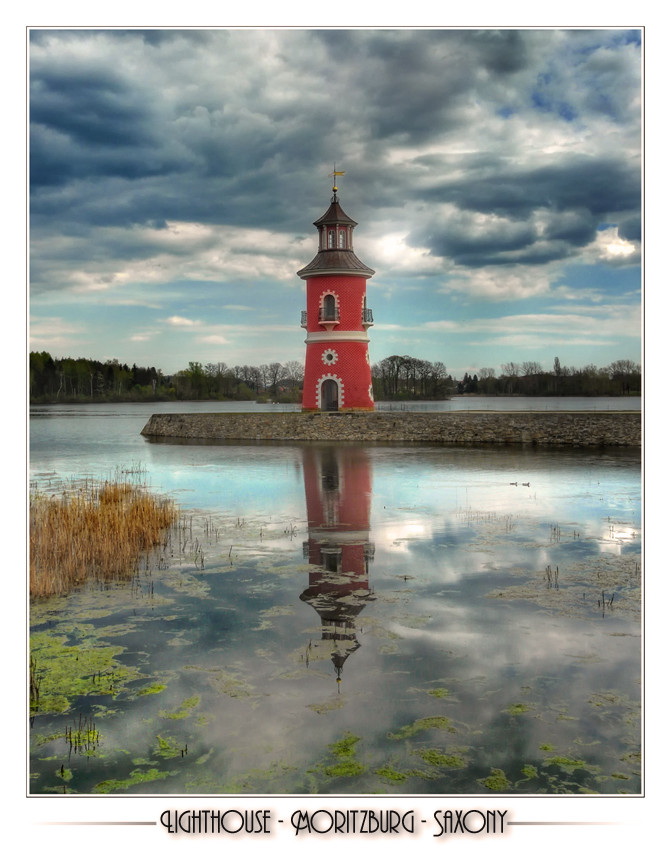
[319,307,340,324]
[301,308,374,329]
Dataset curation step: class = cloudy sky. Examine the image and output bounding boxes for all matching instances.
[29,27,642,377]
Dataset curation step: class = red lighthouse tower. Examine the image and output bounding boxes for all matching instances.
[298,171,375,411]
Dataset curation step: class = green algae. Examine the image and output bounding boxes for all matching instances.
[544,755,596,774]
[479,768,511,791]
[195,748,214,765]
[159,694,200,719]
[30,630,142,715]
[427,688,450,699]
[329,733,360,759]
[94,767,177,793]
[415,748,467,769]
[323,760,365,778]
[136,682,167,696]
[56,766,73,782]
[506,702,532,715]
[375,764,407,783]
[317,734,366,779]
[154,734,184,759]
[388,715,457,740]
[186,760,301,795]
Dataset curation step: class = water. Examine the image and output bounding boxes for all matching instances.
[29,402,641,795]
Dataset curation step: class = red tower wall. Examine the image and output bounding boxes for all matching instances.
[302,274,374,411]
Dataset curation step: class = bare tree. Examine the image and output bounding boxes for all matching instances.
[283,360,304,384]
[500,362,519,377]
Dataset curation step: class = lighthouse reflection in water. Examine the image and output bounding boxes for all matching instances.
[300,446,375,688]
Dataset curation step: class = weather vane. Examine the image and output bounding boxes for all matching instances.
[332,164,345,196]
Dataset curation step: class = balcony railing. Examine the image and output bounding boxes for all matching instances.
[319,307,340,324]
[301,308,374,328]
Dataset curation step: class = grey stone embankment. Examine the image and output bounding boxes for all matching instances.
[140,410,640,447]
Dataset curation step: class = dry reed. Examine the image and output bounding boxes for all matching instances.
[30,476,177,597]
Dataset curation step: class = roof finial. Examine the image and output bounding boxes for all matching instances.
[332,164,345,201]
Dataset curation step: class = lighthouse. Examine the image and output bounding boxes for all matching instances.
[298,171,375,411]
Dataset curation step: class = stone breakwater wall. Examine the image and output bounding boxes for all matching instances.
[141,411,640,447]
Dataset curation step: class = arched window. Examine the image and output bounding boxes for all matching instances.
[323,294,336,320]
[338,230,345,248]
[328,230,335,248]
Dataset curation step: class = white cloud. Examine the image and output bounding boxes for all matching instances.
[440,265,558,300]
[587,226,640,265]
[165,315,202,327]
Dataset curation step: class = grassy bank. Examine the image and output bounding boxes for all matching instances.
[30,477,177,597]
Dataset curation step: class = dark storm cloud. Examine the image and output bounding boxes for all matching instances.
[29,28,641,290]
[618,215,642,242]
[425,156,640,219]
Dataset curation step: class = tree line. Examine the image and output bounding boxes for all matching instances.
[373,355,640,399]
[29,352,305,403]
[30,350,640,404]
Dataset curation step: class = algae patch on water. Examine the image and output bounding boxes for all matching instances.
[478,767,511,791]
[159,694,201,719]
[94,767,178,793]
[30,630,143,715]
[388,715,457,740]
[415,747,468,769]
[312,733,366,780]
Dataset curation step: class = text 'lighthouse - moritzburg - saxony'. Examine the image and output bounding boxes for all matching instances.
[298,170,375,411]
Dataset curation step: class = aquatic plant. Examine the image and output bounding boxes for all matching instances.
[478,767,511,791]
[30,473,177,597]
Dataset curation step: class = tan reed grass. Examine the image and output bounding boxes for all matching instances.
[30,477,177,597]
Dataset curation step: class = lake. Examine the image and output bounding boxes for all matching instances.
[29,401,641,795]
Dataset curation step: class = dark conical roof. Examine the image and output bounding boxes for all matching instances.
[297,250,375,278]
[313,199,358,228]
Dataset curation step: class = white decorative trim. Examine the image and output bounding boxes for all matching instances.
[308,530,371,543]
[368,383,374,402]
[316,374,344,410]
[320,289,339,311]
[305,331,369,343]
[322,348,338,365]
[298,270,374,279]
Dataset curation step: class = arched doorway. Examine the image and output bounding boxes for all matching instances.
[321,379,339,411]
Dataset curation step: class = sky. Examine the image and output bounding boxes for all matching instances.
[28,27,642,378]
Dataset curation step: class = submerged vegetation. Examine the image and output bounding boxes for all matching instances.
[30,473,177,597]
